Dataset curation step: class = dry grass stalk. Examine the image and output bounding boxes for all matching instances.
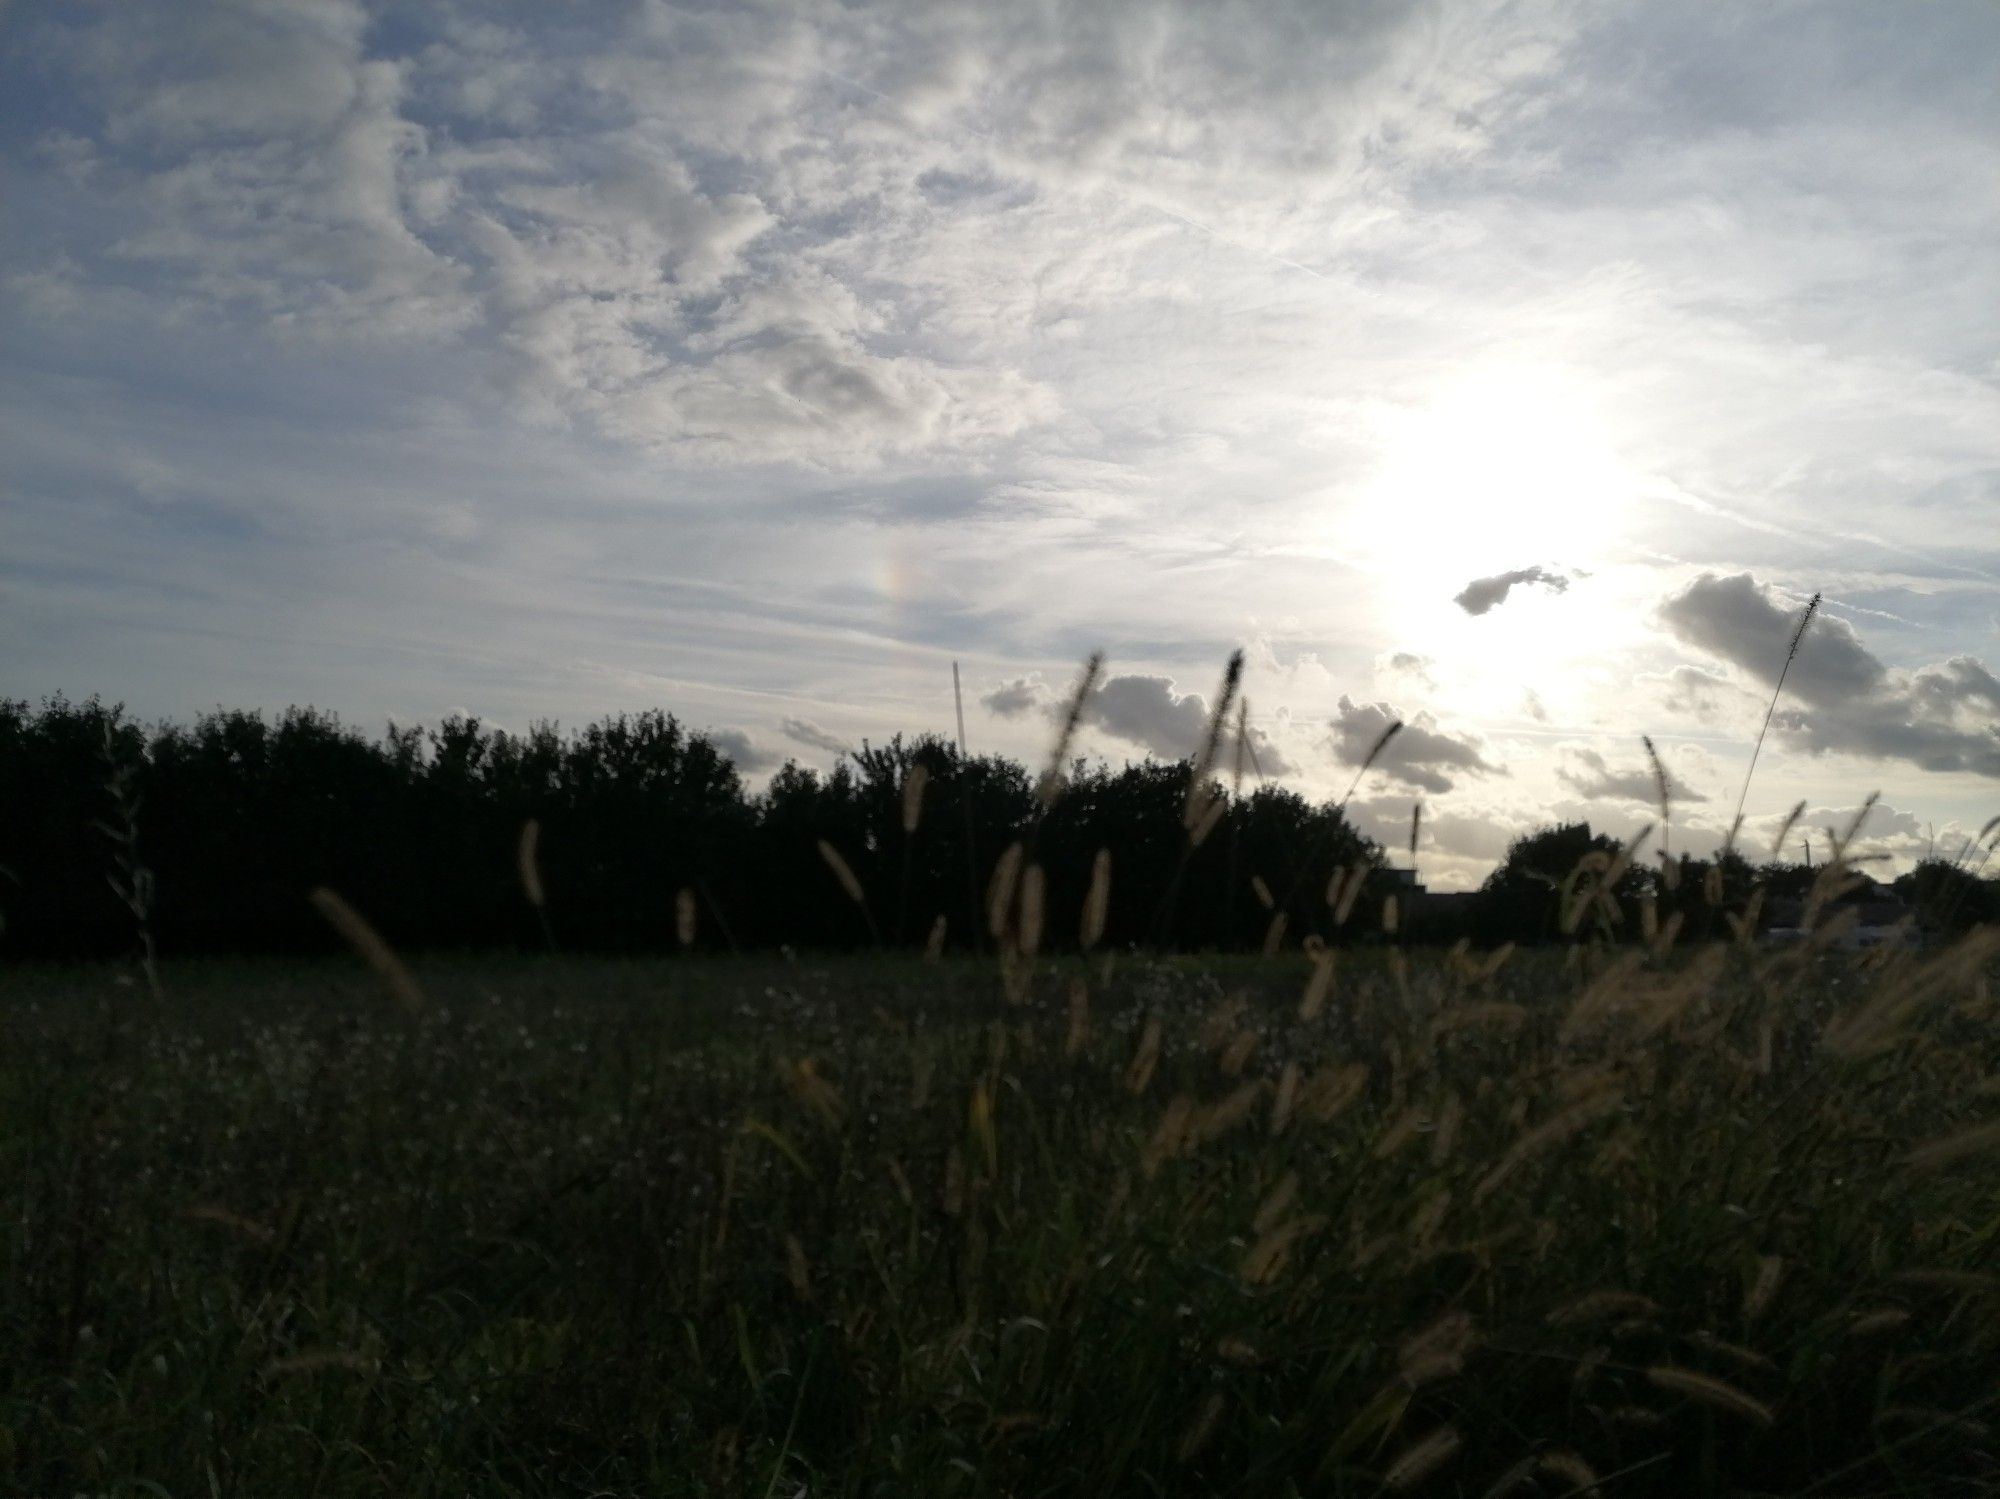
[1728,589,1820,849]
[1064,977,1091,1057]
[1382,893,1399,935]
[1298,953,1334,1021]
[778,1057,844,1131]
[1183,649,1245,830]
[967,1081,998,1175]
[1549,1290,1658,1326]
[1642,733,1671,862]
[1188,792,1229,847]
[1018,863,1047,957]
[1080,848,1112,949]
[1407,1188,1452,1250]
[1299,1062,1369,1123]
[817,840,865,905]
[1538,1450,1601,1494]
[1905,1119,2000,1170]
[784,1234,812,1300]
[1213,1030,1255,1080]
[900,764,929,834]
[1261,912,1288,956]
[923,913,948,961]
[261,1350,373,1381]
[1744,1255,1786,1322]
[1124,1016,1164,1094]
[1473,1089,1623,1203]
[1332,861,1369,926]
[986,842,1024,939]
[1251,874,1275,911]
[308,888,425,1017]
[1196,1080,1266,1144]
[1039,653,1105,808]
[675,887,698,947]
[1847,1307,1911,1338]
[1239,1212,1324,1285]
[1253,1171,1300,1234]
[1645,1365,1773,1427]
[1382,1425,1461,1489]
[1142,1096,1196,1176]
[516,818,545,908]
[1768,798,1808,863]
[1429,1091,1462,1164]
[1338,718,1403,811]
[182,1203,276,1245]
[1398,1311,1476,1386]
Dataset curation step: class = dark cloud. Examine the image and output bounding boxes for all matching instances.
[1383,651,1437,689]
[779,716,852,757]
[981,674,1047,718]
[1659,573,1882,705]
[984,669,1296,775]
[1661,572,2000,778]
[1521,688,1548,723]
[1555,746,1708,805]
[1330,696,1500,795]
[1453,565,1570,616]
[704,727,779,773]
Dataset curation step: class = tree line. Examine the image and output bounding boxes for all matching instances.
[4,696,1992,966]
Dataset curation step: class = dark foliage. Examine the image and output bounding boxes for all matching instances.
[1,696,1390,962]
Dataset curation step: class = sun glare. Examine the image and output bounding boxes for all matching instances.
[1367,363,1625,580]
[1342,361,1637,711]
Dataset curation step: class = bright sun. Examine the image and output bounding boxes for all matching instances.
[1346,360,1639,710]
[1365,362,1625,582]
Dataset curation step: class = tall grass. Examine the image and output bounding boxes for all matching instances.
[5,628,1997,1495]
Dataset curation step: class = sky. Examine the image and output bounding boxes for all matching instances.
[4,0,1998,890]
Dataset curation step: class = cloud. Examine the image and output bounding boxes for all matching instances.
[983,668,1296,774]
[1555,745,1708,805]
[1652,663,1742,721]
[1661,573,2000,778]
[779,717,852,757]
[1329,697,1500,795]
[1453,565,1572,616]
[1382,651,1437,690]
[704,726,779,773]
[981,674,1048,718]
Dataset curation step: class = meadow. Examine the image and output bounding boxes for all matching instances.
[4,925,1998,1497]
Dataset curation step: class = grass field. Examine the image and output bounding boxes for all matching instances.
[3,936,1999,1496]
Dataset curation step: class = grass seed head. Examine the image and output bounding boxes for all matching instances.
[516,818,544,909]
[1645,1365,1773,1427]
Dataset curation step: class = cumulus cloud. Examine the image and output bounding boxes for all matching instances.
[779,717,852,757]
[704,727,779,773]
[1661,573,2000,778]
[1330,697,1500,795]
[1453,565,1571,616]
[981,674,1048,719]
[1555,745,1708,805]
[983,668,1296,774]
